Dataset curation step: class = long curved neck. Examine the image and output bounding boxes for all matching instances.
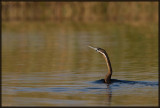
[101,52,112,83]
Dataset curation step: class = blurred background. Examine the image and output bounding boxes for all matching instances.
[2,2,158,24]
[2,2,158,106]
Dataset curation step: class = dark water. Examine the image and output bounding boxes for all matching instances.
[2,22,158,106]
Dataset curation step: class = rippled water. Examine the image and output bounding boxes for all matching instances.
[2,22,158,106]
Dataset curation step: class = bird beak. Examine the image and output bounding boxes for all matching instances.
[88,46,98,51]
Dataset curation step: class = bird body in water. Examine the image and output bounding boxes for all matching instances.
[88,46,112,84]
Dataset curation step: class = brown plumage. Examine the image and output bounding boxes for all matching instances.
[88,46,112,84]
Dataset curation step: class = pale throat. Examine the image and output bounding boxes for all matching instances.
[100,52,112,74]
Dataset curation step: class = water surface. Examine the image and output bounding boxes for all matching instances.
[2,22,158,106]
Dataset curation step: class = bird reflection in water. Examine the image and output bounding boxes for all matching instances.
[106,84,112,106]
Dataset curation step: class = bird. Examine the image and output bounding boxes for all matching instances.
[88,46,112,84]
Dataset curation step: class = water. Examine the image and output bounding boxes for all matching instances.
[2,22,158,106]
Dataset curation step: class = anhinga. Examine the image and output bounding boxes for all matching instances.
[88,46,112,84]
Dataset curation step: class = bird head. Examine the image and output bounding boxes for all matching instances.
[88,46,106,55]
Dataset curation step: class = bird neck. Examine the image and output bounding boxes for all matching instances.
[101,52,112,83]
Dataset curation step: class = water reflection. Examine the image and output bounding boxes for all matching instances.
[2,22,158,106]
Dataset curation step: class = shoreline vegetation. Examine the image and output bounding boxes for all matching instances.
[2,2,158,25]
